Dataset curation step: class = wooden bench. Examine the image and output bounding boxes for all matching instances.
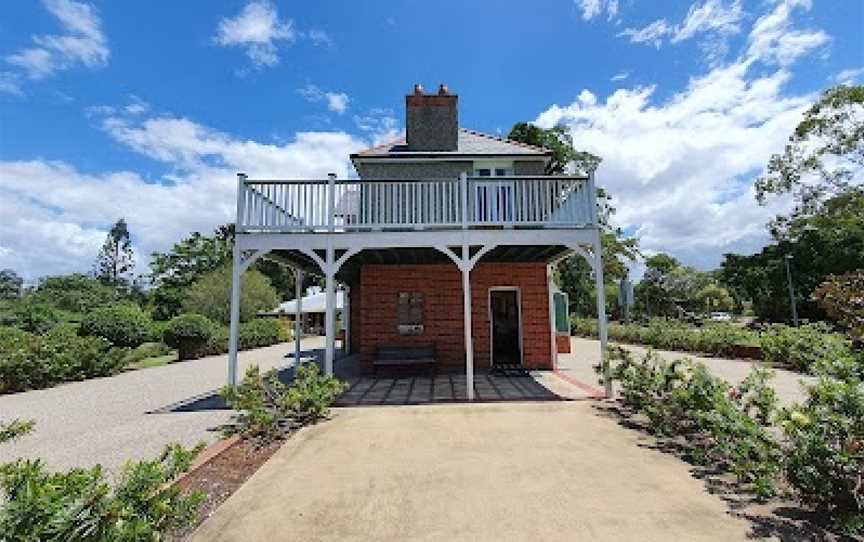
[373,344,437,375]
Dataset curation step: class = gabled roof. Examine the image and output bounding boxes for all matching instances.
[351,128,552,160]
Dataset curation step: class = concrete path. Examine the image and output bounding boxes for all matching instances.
[193,401,758,542]
[559,337,815,407]
[0,337,324,476]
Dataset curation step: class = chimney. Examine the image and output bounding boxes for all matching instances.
[406,83,458,151]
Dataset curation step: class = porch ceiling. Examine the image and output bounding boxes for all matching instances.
[268,245,569,282]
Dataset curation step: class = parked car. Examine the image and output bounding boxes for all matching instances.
[709,311,732,322]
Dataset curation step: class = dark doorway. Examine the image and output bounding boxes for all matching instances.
[490,289,522,368]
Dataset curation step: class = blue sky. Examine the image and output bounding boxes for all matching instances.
[0,0,862,280]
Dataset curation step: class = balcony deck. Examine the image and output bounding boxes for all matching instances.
[236,174,597,234]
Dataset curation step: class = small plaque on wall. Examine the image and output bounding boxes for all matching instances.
[397,292,424,335]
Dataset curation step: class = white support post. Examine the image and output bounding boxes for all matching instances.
[227,245,242,387]
[324,247,336,376]
[461,244,475,401]
[227,173,247,387]
[294,267,303,366]
[343,285,351,355]
[459,172,469,229]
[592,231,612,397]
[327,173,336,233]
[547,264,559,371]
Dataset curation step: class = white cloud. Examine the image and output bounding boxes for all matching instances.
[672,0,742,43]
[306,30,334,48]
[5,0,108,80]
[617,20,672,48]
[215,0,295,68]
[618,0,743,58]
[353,108,401,146]
[575,0,619,21]
[0,72,22,95]
[297,84,350,114]
[836,67,864,85]
[611,71,629,82]
[745,0,829,66]
[0,109,369,279]
[535,55,816,270]
[326,93,349,114]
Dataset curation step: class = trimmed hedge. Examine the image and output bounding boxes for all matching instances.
[163,314,214,361]
[79,304,154,348]
[164,315,289,361]
[572,317,756,358]
[574,317,862,377]
[0,325,126,394]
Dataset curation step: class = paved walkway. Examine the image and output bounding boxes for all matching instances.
[0,337,324,475]
[559,337,814,407]
[193,401,757,542]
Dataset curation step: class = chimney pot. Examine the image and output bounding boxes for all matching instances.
[438,84,449,95]
[413,83,424,95]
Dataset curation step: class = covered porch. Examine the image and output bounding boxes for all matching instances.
[227,173,612,400]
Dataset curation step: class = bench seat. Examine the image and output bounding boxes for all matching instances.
[373,345,438,374]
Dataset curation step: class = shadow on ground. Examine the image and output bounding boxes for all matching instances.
[149,347,567,413]
[593,402,853,542]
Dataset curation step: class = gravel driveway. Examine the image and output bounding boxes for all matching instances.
[0,337,324,476]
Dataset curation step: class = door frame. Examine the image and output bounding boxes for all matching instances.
[487,286,524,368]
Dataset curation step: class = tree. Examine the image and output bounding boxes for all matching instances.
[30,273,121,313]
[0,269,23,299]
[94,218,135,286]
[695,283,734,312]
[508,122,640,318]
[813,271,864,340]
[149,224,302,320]
[508,122,601,175]
[756,84,864,238]
[181,265,279,325]
[719,190,864,322]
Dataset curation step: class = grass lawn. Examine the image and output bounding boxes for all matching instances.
[127,352,179,370]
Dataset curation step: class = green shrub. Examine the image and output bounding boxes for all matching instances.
[0,419,34,444]
[239,318,290,350]
[79,304,154,348]
[205,325,230,356]
[10,303,59,334]
[0,443,205,540]
[0,325,127,394]
[220,363,348,441]
[604,347,782,498]
[163,314,215,360]
[780,378,864,534]
[572,317,756,358]
[759,323,858,376]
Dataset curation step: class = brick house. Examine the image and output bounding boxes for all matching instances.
[227,84,611,399]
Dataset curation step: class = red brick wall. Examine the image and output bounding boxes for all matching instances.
[356,262,552,372]
[556,334,571,354]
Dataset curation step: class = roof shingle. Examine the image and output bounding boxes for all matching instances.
[352,128,551,158]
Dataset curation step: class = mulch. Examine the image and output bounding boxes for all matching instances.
[167,437,284,541]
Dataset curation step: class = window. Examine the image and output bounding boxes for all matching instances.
[494,168,507,176]
[477,168,491,177]
[397,292,424,335]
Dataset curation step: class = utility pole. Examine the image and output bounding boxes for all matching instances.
[784,254,799,326]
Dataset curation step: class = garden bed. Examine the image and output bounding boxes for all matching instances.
[168,437,283,541]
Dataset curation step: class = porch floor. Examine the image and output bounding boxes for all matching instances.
[335,372,560,406]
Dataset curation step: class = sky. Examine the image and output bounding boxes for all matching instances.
[0,0,862,282]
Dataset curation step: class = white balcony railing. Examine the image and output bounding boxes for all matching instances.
[236,174,597,233]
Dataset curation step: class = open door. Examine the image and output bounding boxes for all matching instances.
[490,289,522,368]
